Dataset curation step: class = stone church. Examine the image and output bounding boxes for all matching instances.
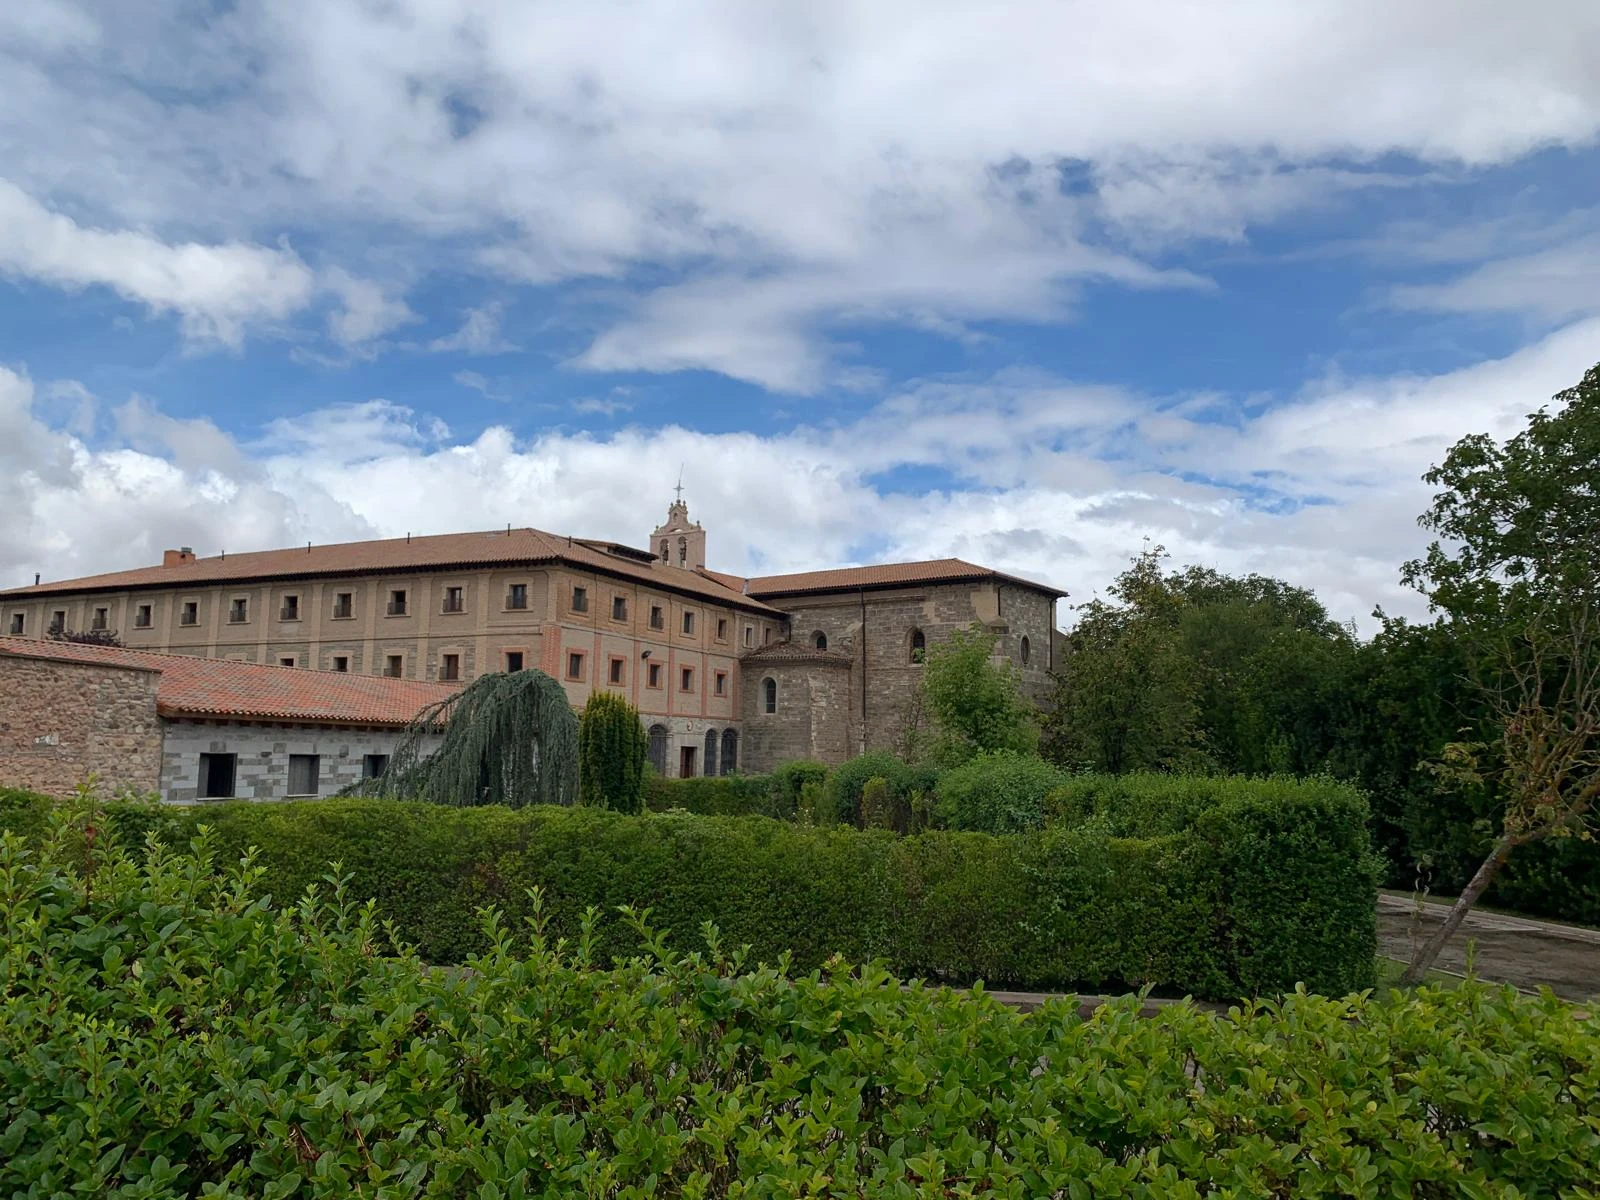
[0,499,1064,776]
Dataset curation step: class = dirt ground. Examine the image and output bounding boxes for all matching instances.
[1377,893,1600,1001]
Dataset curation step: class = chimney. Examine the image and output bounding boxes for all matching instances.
[162,547,196,567]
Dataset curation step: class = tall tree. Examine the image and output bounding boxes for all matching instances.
[920,624,1037,765]
[357,670,579,808]
[1042,548,1202,773]
[1399,361,1600,981]
[578,691,648,813]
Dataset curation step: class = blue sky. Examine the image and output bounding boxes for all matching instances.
[3,1,1599,626]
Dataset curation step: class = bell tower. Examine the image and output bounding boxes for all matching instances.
[651,480,706,570]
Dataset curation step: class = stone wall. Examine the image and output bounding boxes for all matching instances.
[0,653,163,797]
[739,657,852,772]
[774,579,1061,760]
[157,720,443,804]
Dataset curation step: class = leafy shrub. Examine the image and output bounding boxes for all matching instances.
[934,751,1068,833]
[643,773,775,816]
[578,690,648,812]
[769,759,829,817]
[826,752,935,826]
[2,821,1596,1199]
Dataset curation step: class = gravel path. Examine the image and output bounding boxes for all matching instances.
[1377,893,1600,1001]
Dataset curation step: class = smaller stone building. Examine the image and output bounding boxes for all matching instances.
[0,637,456,803]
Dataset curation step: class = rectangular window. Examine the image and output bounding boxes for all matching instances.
[647,662,662,688]
[280,594,300,621]
[743,625,753,647]
[763,627,772,644]
[649,605,664,630]
[7,613,22,635]
[384,655,403,678]
[714,671,727,696]
[91,607,108,631]
[179,602,197,627]
[387,589,407,616]
[608,657,625,684]
[197,753,236,800]
[612,595,627,621]
[362,754,389,781]
[505,651,524,673]
[134,605,152,629]
[682,611,695,635]
[680,666,694,692]
[228,598,248,624]
[716,618,727,641]
[49,610,66,634]
[442,586,464,614]
[571,585,588,612]
[280,656,296,668]
[440,653,460,681]
[566,651,585,680]
[332,592,353,619]
[332,655,349,672]
[287,754,320,797]
[506,583,528,610]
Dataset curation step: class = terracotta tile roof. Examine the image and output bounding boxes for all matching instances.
[739,641,853,665]
[728,558,1068,598]
[3,528,781,614]
[0,636,459,726]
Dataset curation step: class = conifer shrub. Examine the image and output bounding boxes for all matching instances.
[578,691,648,812]
[859,776,898,830]
[2,817,1596,1199]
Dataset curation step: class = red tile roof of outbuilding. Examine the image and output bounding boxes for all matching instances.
[0,637,459,726]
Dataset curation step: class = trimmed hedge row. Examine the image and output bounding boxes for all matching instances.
[643,772,778,817]
[3,826,1595,1199]
[2,776,1381,997]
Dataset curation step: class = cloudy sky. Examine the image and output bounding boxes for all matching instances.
[3,1,1598,628]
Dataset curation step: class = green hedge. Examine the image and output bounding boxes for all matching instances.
[3,777,1381,997]
[3,826,1595,1199]
[643,772,778,816]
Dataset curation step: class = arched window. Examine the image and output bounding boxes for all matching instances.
[677,536,687,564]
[813,630,827,650]
[659,539,669,561]
[910,628,926,664]
[704,728,719,776]
[763,677,777,714]
[721,729,738,775]
[1019,635,1031,666]
[647,724,669,774]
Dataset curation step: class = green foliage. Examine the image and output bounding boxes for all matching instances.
[643,772,776,816]
[4,819,1595,1199]
[825,751,931,826]
[1405,360,1600,618]
[858,776,897,830]
[28,773,1382,996]
[577,690,648,812]
[934,751,1069,834]
[921,624,1038,763]
[352,669,580,808]
[769,758,829,817]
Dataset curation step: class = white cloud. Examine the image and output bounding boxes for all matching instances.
[1389,232,1600,323]
[0,180,317,347]
[325,268,418,346]
[4,2,1598,381]
[6,320,1597,627]
[427,303,517,354]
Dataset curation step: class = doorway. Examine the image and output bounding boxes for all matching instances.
[679,746,698,778]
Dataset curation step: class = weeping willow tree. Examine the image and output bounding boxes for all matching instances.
[357,670,579,808]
